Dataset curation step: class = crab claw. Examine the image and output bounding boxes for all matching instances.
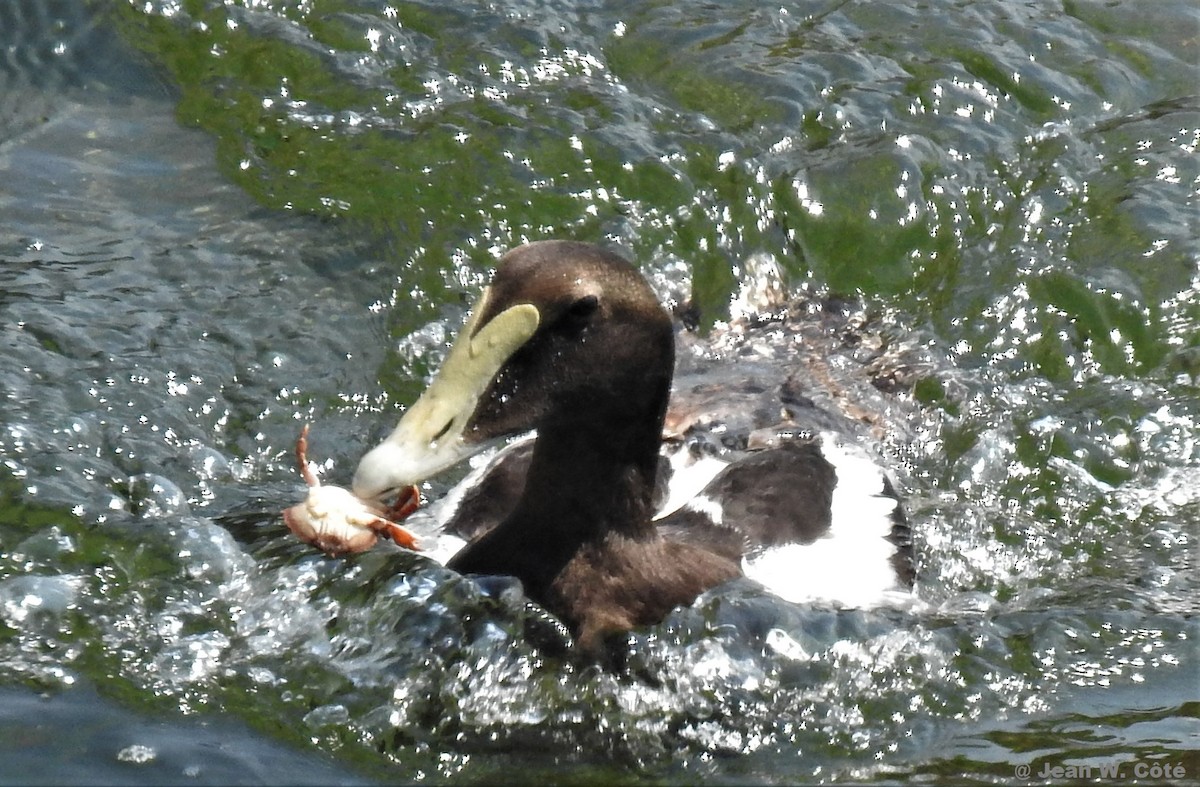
[379,520,421,551]
[384,484,422,522]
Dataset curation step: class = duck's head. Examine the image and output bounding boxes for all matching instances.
[352,240,674,503]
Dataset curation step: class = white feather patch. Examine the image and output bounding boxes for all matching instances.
[679,493,724,526]
[743,432,912,609]
[400,433,536,565]
[653,447,729,520]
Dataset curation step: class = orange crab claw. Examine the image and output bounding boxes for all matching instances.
[383,484,422,521]
[375,484,422,550]
[379,520,421,551]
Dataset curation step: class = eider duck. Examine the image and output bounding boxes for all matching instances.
[353,240,912,652]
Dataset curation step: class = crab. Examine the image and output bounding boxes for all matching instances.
[282,425,422,556]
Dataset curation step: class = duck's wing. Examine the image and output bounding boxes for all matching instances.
[656,435,913,608]
[655,441,834,551]
[440,435,534,542]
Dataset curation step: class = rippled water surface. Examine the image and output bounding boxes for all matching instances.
[2,1,1197,784]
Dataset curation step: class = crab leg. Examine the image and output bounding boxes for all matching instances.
[296,423,320,487]
[377,520,421,550]
[384,484,422,521]
[377,485,422,549]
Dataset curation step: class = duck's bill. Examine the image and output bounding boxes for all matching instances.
[352,288,539,502]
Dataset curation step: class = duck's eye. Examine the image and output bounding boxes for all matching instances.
[553,294,599,336]
[567,294,599,319]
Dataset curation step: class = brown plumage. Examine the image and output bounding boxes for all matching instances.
[441,241,740,651]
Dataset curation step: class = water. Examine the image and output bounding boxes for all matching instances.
[1,0,1197,784]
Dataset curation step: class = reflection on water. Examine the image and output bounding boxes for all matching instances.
[1,0,1196,784]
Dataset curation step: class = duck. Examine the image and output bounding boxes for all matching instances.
[352,240,913,653]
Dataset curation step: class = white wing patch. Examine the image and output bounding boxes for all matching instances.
[400,433,537,565]
[678,493,724,526]
[653,447,729,520]
[743,433,911,609]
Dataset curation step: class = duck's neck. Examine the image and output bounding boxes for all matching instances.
[510,383,669,543]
